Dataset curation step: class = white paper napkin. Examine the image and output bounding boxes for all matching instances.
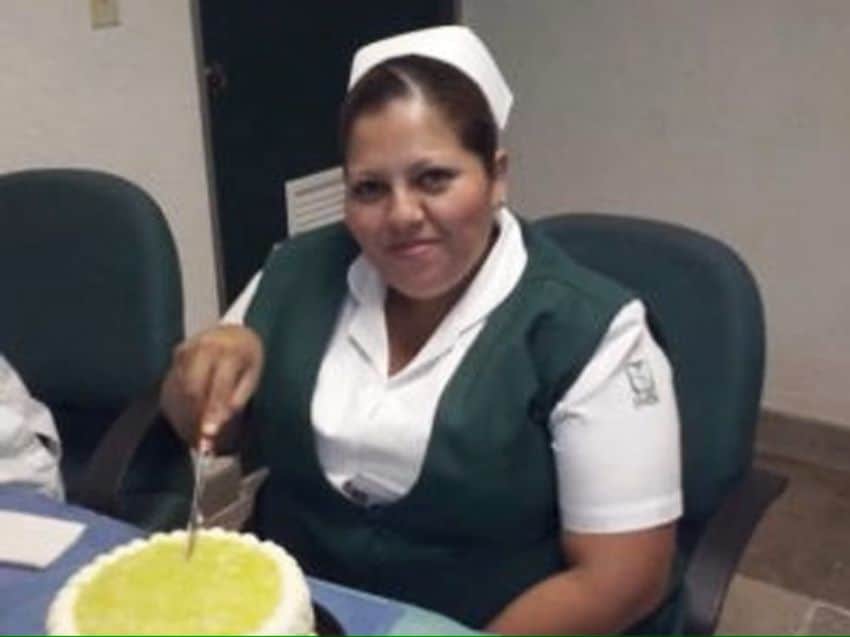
[0,510,85,568]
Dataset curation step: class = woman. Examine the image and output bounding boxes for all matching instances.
[163,26,682,634]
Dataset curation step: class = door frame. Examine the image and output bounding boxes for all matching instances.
[190,0,228,313]
[188,0,460,315]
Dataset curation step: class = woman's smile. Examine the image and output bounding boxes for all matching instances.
[386,237,441,258]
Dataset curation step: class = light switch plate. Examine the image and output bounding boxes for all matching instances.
[90,0,120,29]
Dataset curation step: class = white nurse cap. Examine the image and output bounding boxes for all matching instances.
[348,25,513,130]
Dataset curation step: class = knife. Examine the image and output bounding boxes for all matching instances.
[185,437,212,559]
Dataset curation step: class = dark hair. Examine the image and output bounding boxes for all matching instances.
[339,55,499,176]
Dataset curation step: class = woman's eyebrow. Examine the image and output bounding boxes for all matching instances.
[408,158,455,173]
[347,168,384,181]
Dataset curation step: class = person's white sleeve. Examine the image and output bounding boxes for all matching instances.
[549,299,683,533]
[220,271,263,325]
[0,356,65,500]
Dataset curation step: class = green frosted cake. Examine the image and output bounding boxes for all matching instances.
[47,529,314,635]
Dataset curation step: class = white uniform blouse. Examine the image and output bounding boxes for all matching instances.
[224,208,682,533]
[0,355,64,500]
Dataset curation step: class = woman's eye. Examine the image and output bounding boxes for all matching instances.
[418,169,454,192]
[350,180,386,202]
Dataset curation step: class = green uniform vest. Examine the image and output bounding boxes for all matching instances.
[245,221,634,627]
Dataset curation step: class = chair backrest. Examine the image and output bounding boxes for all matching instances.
[534,213,765,533]
[0,169,184,491]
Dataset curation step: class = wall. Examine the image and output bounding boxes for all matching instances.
[0,1,218,334]
[464,0,850,426]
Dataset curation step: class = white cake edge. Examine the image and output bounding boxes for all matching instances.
[45,528,315,635]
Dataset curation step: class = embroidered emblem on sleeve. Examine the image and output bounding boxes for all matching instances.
[626,359,659,407]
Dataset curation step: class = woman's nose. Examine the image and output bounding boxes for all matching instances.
[387,187,424,227]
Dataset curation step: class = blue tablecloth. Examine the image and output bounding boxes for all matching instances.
[0,487,477,635]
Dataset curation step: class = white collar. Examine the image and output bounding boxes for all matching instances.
[346,207,527,378]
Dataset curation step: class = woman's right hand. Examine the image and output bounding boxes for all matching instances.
[160,324,264,451]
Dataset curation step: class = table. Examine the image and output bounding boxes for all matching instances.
[0,487,478,635]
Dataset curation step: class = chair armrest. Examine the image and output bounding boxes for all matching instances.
[682,467,788,635]
[73,383,163,516]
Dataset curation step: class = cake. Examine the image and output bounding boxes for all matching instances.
[46,528,314,635]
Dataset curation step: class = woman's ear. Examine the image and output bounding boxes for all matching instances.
[491,148,509,208]
[494,148,508,179]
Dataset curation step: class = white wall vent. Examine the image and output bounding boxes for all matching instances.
[284,166,345,236]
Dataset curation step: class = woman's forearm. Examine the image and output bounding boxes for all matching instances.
[487,525,674,635]
[485,565,666,635]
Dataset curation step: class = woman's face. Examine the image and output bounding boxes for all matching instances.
[344,96,507,304]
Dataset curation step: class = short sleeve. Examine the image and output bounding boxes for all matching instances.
[549,300,683,533]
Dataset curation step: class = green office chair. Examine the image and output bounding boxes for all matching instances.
[0,168,192,530]
[535,212,787,634]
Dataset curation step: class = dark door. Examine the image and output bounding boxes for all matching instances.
[196,1,456,306]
